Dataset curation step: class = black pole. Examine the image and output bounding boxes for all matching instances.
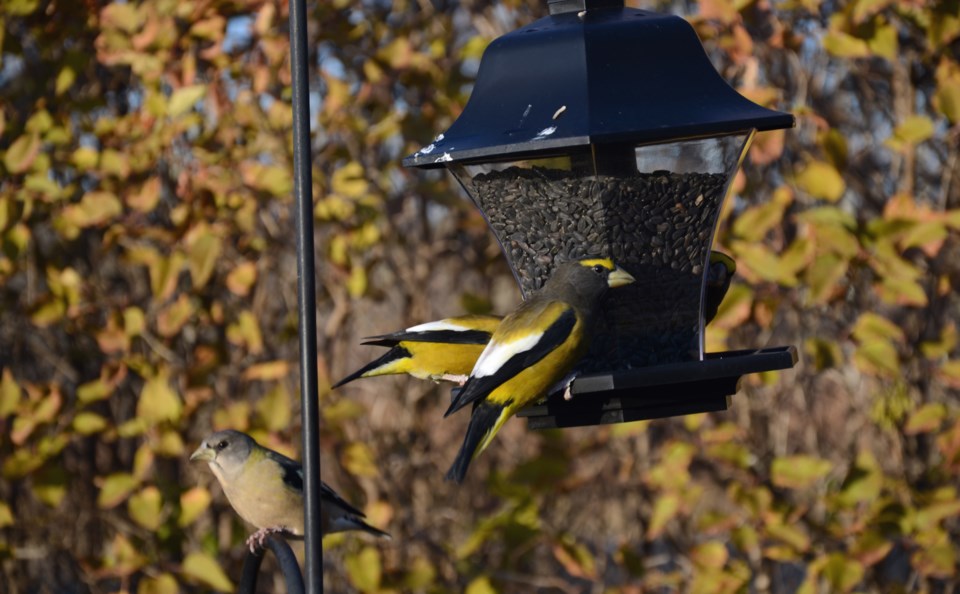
[237,535,306,594]
[288,0,323,592]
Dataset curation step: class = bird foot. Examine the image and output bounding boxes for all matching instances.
[441,373,469,386]
[562,382,574,401]
[246,526,286,553]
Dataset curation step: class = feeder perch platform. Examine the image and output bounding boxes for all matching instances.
[516,346,798,429]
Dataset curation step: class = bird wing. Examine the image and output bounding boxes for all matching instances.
[319,481,367,518]
[362,316,499,346]
[264,449,304,495]
[444,301,576,417]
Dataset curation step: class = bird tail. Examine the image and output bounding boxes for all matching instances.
[332,347,410,388]
[332,516,392,540]
[445,400,510,484]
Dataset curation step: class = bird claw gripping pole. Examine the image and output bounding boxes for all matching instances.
[237,534,305,594]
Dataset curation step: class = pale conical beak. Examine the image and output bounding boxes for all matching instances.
[190,445,214,462]
[607,267,636,288]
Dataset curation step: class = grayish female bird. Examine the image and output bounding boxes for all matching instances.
[190,430,390,551]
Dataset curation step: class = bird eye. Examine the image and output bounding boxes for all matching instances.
[592,264,606,274]
[215,440,228,451]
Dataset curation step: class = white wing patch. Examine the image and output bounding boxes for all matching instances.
[406,319,474,333]
[471,332,543,378]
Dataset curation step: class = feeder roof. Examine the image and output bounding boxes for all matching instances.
[404,5,794,169]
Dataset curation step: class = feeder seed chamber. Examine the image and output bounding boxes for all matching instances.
[404,0,798,428]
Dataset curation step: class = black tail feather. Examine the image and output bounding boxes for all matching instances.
[445,401,505,484]
[331,347,409,388]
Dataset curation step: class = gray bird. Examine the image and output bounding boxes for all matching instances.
[190,430,390,551]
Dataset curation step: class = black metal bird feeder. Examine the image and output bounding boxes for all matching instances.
[405,0,798,427]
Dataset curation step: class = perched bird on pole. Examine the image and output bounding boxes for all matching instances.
[190,430,390,551]
[443,258,635,483]
[332,314,503,388]
[704,250,736,326]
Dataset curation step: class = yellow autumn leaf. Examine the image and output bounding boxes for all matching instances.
[182,551,234,591]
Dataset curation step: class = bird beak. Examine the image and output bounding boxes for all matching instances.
[607,267,636,288]
[190,445,214,463]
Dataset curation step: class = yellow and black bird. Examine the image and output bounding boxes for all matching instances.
[704,250,736,326]
[190,430,390,552]
[443,258,635,483]
[332,314,503,388]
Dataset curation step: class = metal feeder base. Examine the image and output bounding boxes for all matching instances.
[516,346,798,429]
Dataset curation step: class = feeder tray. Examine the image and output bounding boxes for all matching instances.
[517,346,798,429]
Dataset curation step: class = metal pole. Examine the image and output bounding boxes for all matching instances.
[238,535,306,594]
[288,0,323,591]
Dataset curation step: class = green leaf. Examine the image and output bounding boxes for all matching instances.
[156,293,194,338]
[771,455,832,489]
[344,546,382,592]
[128,486,163,530]
[690,541,728,569]
[823,31,870,58]
[892,115,935,144]
[182,551,234,592]
[59,191,122,229]
[178,487,211,527]
[732,187,792,241]
[765,522,810,552]
[0,502,13,527]
[465,576,498,594]
[97,473,139,509]
[804,252,847,304]
[137,573,179,594]
[867,22,898,60]
[167,85,207,118]
[935,78,960,124]
[854,339,901,377]
[331,161,370,198]
[185,226,222,289]
[100,2,141,32]
[72,412,109,435]
[226,310,263,354]
[822,553,864,592]
[852,312,905,343]
[795,160,846,202]
[341,442,379,478]
[4,0,40,16]
[3,133,42,174]
[136,372,182,424]
[256,383,291,431]
[904,403,947,434]
[32,465,68,507]
[646,492,680,540]
[0,369,22,418]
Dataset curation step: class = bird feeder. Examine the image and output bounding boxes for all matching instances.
[404,0,797,427]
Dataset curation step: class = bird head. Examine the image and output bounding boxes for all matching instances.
[542,258,635,306]
[190,430,254,476]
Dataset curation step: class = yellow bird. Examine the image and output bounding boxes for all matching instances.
[333,314,503,388]
[444,258,635,483]
[190,430,390,551]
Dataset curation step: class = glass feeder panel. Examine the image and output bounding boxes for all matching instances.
[450,133,750,371]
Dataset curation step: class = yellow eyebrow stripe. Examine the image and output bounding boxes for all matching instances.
[577,258,615,270]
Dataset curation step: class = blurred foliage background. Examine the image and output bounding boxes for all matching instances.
[1,0,959,592]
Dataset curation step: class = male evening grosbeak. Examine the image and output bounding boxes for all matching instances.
[190,430,390,551]
[333,314,503,388]
[443,258,635,483]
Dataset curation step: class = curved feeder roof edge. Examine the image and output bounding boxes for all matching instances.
[403,4,795,169]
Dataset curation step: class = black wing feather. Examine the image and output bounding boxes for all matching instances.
[331,346,411,388]
[362,329,492,347]
[444,308,576,417]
